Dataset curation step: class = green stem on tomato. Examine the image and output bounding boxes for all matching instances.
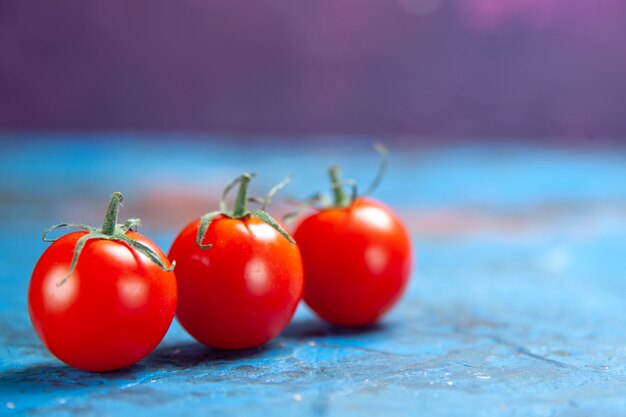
[232,173,253,217]
[283,144,389,224]
[43,191,174,286]
[101,192,123,235]
[197,173,296,250]
[329,165,348,207]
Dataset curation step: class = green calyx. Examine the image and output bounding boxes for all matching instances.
[284,143,388,222]
[196,173,295,250]
[42,192,174,286]
[329,143,388,207]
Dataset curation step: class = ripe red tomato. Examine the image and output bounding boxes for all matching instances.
[28,193,177,372]
[294,198,411,326]
[169,174,303,350]
[292,146,412,326]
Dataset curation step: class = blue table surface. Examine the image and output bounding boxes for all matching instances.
[1,136,626,417]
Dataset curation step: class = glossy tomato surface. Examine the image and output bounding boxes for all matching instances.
[294,198,412,326]
[169,215,303,350]
[28,231,177,372]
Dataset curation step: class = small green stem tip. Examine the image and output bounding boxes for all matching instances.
[329,166,348,207]
[101,192,123,235]
[232,173,253,217]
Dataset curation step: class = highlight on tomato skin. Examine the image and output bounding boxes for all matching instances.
[168,174,304,350]
[27,192,178,372]
[290,145,413,327]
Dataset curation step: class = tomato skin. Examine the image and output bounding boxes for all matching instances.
[169,215,303,350]
[294,198,412,326]
[28,231,177,372]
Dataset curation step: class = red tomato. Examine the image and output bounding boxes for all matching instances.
[294,197,411,327]
[169,174,303,350]
[28,193,177,372]
[170,215,303,349]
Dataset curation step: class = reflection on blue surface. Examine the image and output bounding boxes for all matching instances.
[1,136,626,416]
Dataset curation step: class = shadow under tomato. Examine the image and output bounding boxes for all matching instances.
[0,361,140,393]
[0,342,266,393]
[280,317,388,340]
[143,341,267,369]
[2,321,388,393]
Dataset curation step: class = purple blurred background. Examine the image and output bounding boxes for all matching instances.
[1,0,626,142]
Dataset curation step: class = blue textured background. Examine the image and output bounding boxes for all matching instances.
[1,137,626,416]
